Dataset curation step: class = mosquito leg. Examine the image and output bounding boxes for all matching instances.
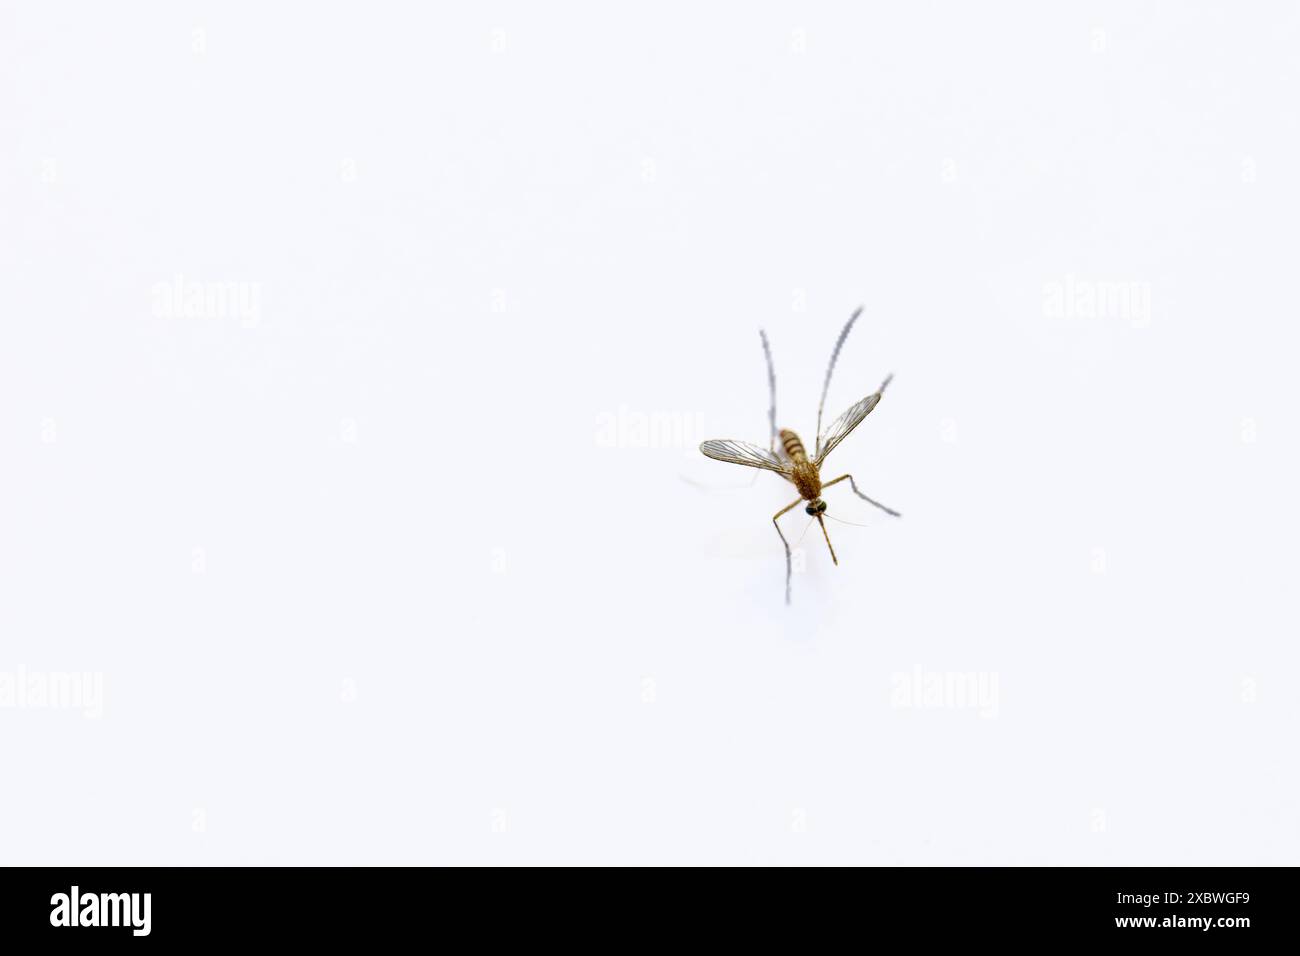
[760,328,777,455]
[815,306,863,458]
[821,474,902,517]
[772,497,803,605]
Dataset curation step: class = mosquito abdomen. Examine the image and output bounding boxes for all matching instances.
[779,428,808,463]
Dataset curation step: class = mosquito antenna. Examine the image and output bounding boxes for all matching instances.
[815,306,863,457]
[815,514,838,565]
[823,513,873,528]
[795,516,815,545]
[759,328,777,454]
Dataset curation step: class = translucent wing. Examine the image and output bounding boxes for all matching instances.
[699,439,792,477]
[814,391,883,466]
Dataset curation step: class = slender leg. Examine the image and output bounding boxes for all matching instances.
[822,474,902,517]
[772,497,803,604]
[815,306,863,458]
[760,328,777,455]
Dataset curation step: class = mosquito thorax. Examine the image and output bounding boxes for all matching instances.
[805,499,827,516]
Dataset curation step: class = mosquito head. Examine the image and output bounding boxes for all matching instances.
[804,499,827,516]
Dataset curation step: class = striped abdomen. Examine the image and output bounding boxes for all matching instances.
[779,429,808,463]
[779,429,822,499]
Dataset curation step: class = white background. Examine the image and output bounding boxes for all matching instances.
[2,3,1297,865]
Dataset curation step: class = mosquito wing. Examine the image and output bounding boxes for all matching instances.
[814,392,883,466]
[699,439,792,477]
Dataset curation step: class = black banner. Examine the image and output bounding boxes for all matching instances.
[0,866,1288,944]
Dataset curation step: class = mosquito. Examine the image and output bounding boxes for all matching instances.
[698,307,900,603]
